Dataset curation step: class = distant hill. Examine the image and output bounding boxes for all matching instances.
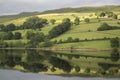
[42,5,120,14]
[0,12,41,23]
[0,5,120,23]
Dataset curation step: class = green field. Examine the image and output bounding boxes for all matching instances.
[0,11,120,50]
[52,40,111,49]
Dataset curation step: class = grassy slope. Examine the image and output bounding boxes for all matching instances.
[52,40,111,50]
[42,5,120,13]
[52,20,120,41]
[0,12,120,49]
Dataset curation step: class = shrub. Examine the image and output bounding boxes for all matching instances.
[74,17,80,25]
[49,20,71,38]
[97,23,112,31]
[110,37,119,48]
[50,19,56,24]
[75,66,80,73]
[84,18,90,23]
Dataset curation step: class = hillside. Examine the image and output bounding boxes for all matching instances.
[0,12,41,23]
[0,5,120,24]
[0,5,120,50]
[42,5,120,14]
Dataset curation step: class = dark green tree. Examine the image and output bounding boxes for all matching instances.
[0,24,5,31]
[49,56,72,73]
[84,18,90,23]
[110,37,119,48]
[110,48,119,62]
[49,20,71,39]
[74,17,80,25]
[0,40,8,48]
[22,16,48,29]
[97,23,112,31]
[112,14,118,19]
[40,39,53,47]
[6,23,16,31]
[27,32,45,48]
[75,66,80,73]
[95,11,106,17]
[26,31,35,39]
[99,12,106,17]
[14,32,22,39]
[50,19,56,24]
[62,18,71,23]
[66,37,73,42]
[7,32,14,40]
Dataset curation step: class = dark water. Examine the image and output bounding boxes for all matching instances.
[0,49,120,79]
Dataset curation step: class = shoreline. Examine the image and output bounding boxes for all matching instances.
[0,48,113,52]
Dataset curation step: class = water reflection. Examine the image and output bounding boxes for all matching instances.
[0,49,120,77]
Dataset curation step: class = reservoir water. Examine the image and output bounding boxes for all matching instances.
[0,49,120,79]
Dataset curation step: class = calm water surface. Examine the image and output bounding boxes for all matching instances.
[0,69,119,80]
[0,50,120,80]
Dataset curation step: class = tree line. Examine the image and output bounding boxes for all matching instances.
[48,18,71,39]
[0,32,21,40]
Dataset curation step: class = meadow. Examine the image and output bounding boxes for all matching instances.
[0,12,120,50]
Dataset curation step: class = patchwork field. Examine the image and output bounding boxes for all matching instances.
[0,12,120,49]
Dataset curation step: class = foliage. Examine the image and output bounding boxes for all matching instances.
[66,37,73,42]
[110,48,119,62]
[40,39,53,47]
[49,56,72,73]
[48,18,71,38]
[84,18,90,23]
[0,23,16,32]
[95,11,106,17]
[112,14,118,19]
[85,68,90,73]
[21,16,48,29]
[0,40,8,48]
[74,17,80,25]
[24,63,48,72]
[74,66,80,73]
[7,32,14,40]
[110,37,119,48]
[51,67,56,72]
[14,32,22,40]
[26,31,35,39]
[42,6,120,14]
[26,32,45,48]
[62,18,71,23]
[97,23,112,31]
[50,19,56,24]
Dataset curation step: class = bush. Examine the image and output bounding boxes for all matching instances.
[49,20,71,38]
[22,16,48,29]
[66,37,73,42]
[85,68,90,73]
[73,38,80,42]
[40,40,53,47]
[0,41,8,48]
[97,23,112,31]
[110,37,119,48]
[84,18,90,23]
[51,67,56,72]
[14,32,22,40]
[74,17,80,25]
[50,19,56,24]
[74,66,80,73]
[110,48,119,62]
[50,56,72,73]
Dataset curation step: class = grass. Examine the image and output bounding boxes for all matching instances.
[52,40,111,49]
[1,13,97,25]
[52,19,120,41]
[0,12,120,50]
